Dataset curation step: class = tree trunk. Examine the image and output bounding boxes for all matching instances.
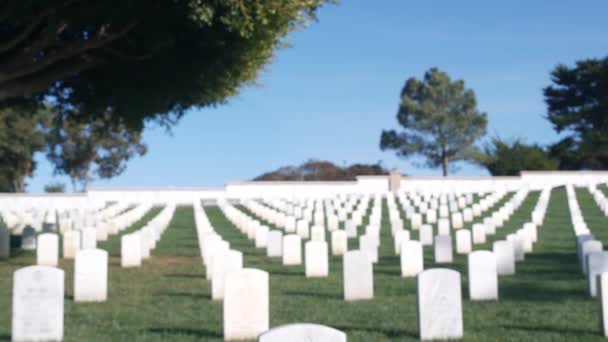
[442,155,449,177]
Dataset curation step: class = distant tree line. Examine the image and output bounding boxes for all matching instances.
[253,160,389,181]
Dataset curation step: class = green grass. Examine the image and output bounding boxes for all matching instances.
[0,188,607,341]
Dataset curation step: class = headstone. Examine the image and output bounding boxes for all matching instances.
[343,250,374,301]
[598,272,608,336]
[507,234,525,262]
[345,220,357,238]
[581,240,603,274]
[331,230,347,256]
[121,233,142,267]
[493,240,515,276]
[394,230,410,255]
[437,219,450,236]
[419,224,433,246]
[468,250,498,300]
[224,268,269,341]
[359,234,378,263]
[81,227,97,250]
[255,226,269,248]
[296,220,310,239]
[282,234,302,265]
[12,266,64,342]
[451,212,464,229]
[401,240,424,277]
[62,230,80,259]
[434,235,453,263]
[212,250,243,300]
[587,251,608,297]
[311,225,325,241]
[21,226,36,250]
[259,323,346,342]
[472,224,486,244]
[305,241,329,277]
[36,233,59,267]
[266,231,283,257]
[417,268,463,340]
[74,249,108,302]
[455,229,472,254]
[411,213,422,230]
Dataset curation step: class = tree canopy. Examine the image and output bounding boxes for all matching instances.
[544,57,608,170]
[46,112,147,191]
[473,137,558,176]
[0,0,330,130]
[380,67,487,176]
[253,160,389,181]
[0,106,49,192]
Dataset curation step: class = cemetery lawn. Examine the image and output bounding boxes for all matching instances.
[1,186,608,341]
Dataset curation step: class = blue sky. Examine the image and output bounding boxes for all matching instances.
[27,0,608,192]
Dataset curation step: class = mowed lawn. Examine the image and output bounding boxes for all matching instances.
[0,186,608,341]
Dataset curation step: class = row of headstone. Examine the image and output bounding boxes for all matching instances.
[121,205,175,267]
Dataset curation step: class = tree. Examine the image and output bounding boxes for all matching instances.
[473,137,558,176]
[44,182,66,193]
[253,159,389,181]
[544,57,608,169]
[380,67,487,176]
[0,0,330,130]
[46,112,147,191]
[0,106,49,192]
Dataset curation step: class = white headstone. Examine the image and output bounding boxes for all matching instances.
[12,266,64,342]
[472,224,486,244]
[255,226,269,248]
[36,233,59,267]
[455,229,472,254]
[343,250,374,301]
[468,250,498,301]
[296,220,310,239]
[282,234,302,265]
[81,227,97,250]
[434,235,453,263]
[417,268,463,340]
[311,225,325,242]
[394,230,410,255]
[437,218,450,236]
[74,249,108,302]
[581,240,603,274]
[598,272,608,336]
[212,250,243,300]
[266,231,283,257]
[331,230,347,256]
[224,268,269,340]
[493,240,515,276]
[259,323,346,342]
[121,233,142,267]
[587,251,608,297]
[419,224,434,246]
[359,234,378,263]
[62,230,81,259]
[305,241,329,277]
[401,240,424,277]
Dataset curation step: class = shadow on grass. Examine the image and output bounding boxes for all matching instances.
[282,290,342,300]
[157,291,210,300]
[332,324,418,339]
[500,281,587,302]
[0,334,10,342]
[147,327,222,338]
[500,324,597,336]
[163,273,205,279]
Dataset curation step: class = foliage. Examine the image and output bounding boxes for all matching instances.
[544,57,608,170]
[380,67,487,176]
[473,137,558,176]
[0,106,50,192]
[46,112,147,191]
[253,159,389,181]
[0,0,331,131]
[43,181,66,193]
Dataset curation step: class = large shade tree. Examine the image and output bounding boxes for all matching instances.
[544,57,608,170]
[380,67,487,176]
[0,0,330,130]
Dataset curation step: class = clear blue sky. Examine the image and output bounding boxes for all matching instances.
[27,0,608,192]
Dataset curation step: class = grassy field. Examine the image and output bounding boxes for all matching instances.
[0,187,607,341]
